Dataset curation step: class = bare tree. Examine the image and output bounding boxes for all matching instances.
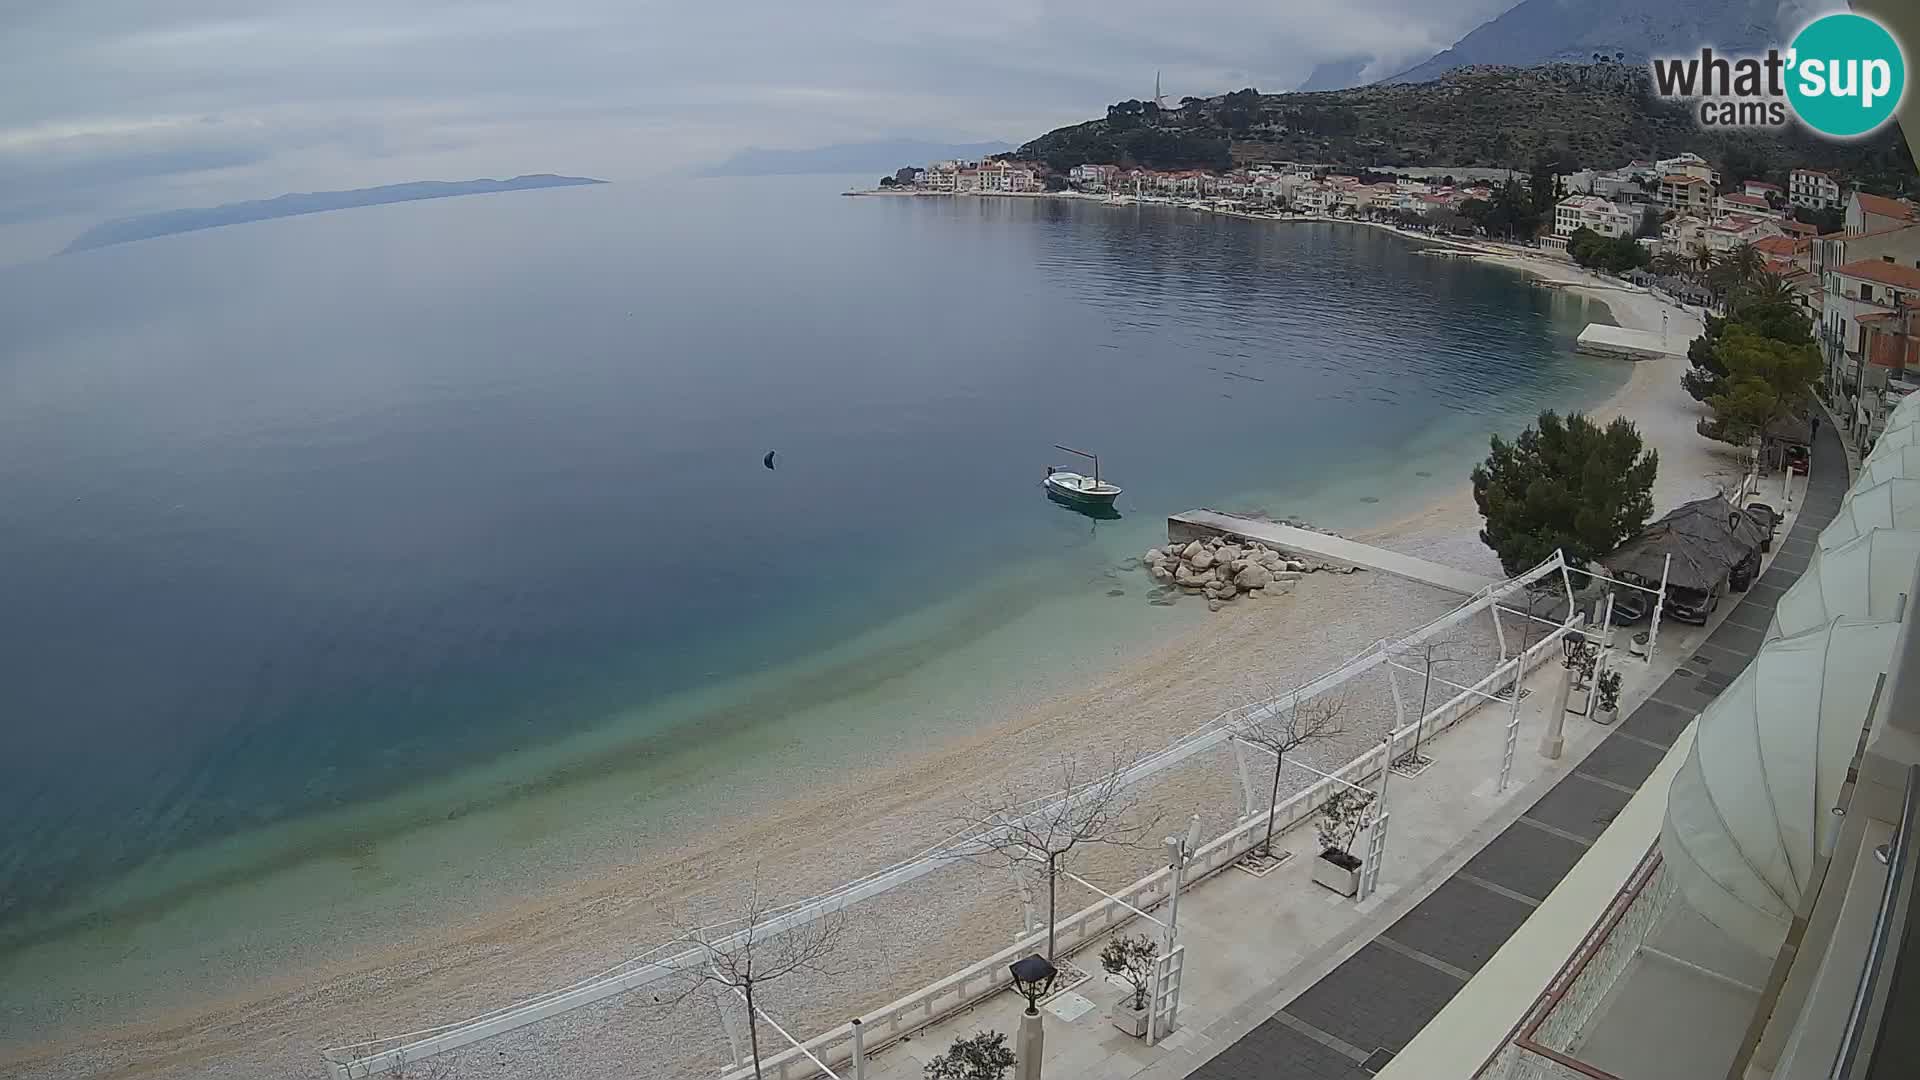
[655,880,850,1080]
[1233,689,1347,859]
[1392,639,1468,768]
[948,751,1160,962]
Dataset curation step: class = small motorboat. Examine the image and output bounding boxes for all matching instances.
[1044,445,1122,509]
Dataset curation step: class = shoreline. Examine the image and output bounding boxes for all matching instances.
[0,212,1731,1080]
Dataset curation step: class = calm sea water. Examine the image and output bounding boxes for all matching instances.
[0,176,1623,972]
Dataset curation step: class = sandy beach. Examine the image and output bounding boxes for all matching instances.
[0,227,1737,1080]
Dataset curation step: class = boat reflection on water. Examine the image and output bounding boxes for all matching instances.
[1046,485,1122,520]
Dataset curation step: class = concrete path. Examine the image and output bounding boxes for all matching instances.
[1167,511,1498,597]
[1177,422,1849,1080]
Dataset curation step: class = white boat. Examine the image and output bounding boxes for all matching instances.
[1044,445,1122,508]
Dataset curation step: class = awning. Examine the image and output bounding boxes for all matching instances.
[1822,478,1920,547]
[1857,444,1920,488]
[1768,528,1920,638]
[1661,617,1901,954]
[1604,496,1768,591]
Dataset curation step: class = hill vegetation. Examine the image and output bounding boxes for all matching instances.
[1013,64,1914,192]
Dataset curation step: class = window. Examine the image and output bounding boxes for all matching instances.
[1863,284,1876,302]
[1887,256,1898,263]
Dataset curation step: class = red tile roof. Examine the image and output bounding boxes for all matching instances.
[1752,236,1804,257]
[1781,220,1818,236]
[1744,181,1783,191]
[1720,193,1771,209]
[1856,193,1916,221]
[1662,174,1710,186]
[1835,259,1920,291]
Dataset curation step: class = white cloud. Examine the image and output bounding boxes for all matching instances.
[0,0,1514,239]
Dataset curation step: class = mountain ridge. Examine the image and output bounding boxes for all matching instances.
[698,139,1014,177]
[1013,64,1913,189]
[1369,0,1782,86]
[64,175,607,253]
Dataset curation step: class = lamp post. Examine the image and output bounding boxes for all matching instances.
[1009,954,1057,1080]
[1162,815,1203,953]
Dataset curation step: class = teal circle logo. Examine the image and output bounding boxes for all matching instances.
[1786,13,1906,138]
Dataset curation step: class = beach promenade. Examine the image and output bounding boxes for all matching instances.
[845,426,1841,1080]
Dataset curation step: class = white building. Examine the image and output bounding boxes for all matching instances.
[1791,167,1843,210]
[1846,190,1918,236]
[1553,194,1635,239]
[1655,153,1717,184]
[1705,213,1785,254]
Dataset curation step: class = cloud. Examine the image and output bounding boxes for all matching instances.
[0,0,1512,241]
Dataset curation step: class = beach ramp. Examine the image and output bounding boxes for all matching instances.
[1168,509,1498,596]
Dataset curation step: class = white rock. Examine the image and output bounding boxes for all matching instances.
[1284,560,1308,573]
[1144,548,1166,566]
[1175,563,1199,585]
[1235,564,1273,589]
[1150,564,1173,584]
[1273,571,1303,582]
[1207,598,1225,612]
[1189,548,1216,570]
[1181,540,1205,560]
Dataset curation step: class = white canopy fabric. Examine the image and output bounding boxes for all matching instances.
[1661,617,1900,954]
[1868,421,1920,459]
[1822,478,1920,548]
[1768,529,1920,638]
[1856,444,1920,489]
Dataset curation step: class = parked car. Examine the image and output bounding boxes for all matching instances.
[1745,502,1779,552]
[1666,581,1725,624]
[1784,445,1810,475]
[1608,588,1653,625]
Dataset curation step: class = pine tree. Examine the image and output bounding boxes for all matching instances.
[1471,411,1659,576]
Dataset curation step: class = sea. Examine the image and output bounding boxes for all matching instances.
[0,174,1625,1034]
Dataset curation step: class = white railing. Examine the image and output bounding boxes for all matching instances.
[326,553,1576,1078]
[725,615,1578,1080]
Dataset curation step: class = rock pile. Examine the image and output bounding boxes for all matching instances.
[1138,535,1354,611]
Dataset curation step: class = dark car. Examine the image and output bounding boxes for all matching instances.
[1745,503,1780,552]
[1607,588,1653,625]
[1784,445,1810,475]
[1666,582,1724,624]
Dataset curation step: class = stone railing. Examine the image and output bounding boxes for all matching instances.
[724,622,1576,1080]
[1477,847,1673,1080]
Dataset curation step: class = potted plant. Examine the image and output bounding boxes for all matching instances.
[1594,669,1623,725]
[1311,788,1375,897]
[925,1030,1016,1080]
[1099,934,1159,1037]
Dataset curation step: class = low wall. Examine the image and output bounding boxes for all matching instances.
[723,624,1575,1080]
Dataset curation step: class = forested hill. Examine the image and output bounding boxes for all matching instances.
[1012,64,1913,191]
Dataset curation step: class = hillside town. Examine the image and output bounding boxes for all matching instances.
[876,150,1920,467]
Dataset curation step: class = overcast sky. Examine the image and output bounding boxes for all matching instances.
[0,0,1546,253]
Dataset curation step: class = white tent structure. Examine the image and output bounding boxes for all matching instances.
[1767,529,1920,639]
[1661,618,1901,954]
[1855,444,1920,489]
[1820,478,1920,547]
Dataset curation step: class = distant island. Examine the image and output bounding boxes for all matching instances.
[62,174,609,253]
[698,139,1013,177]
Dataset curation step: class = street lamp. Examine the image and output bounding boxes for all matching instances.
[1009,954,1057,1080]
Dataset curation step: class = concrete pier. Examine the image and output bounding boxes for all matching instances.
[1575,323,1679,361]
[1168,509,1497,596]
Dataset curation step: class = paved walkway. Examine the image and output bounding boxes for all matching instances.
[1168,511,1498,596]
[1176,422,1849,1079]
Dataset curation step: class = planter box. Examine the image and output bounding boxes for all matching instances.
[1593,706,1619,725]
[1311,849,1361,897]
[1112,1001,1150,1037]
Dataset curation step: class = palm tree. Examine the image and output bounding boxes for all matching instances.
[1652,252,1687,279]
[1723,241,1765,285]
[1747,270,1795,308]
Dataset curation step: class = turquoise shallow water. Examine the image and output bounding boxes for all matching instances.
[0,178,1626,1010]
